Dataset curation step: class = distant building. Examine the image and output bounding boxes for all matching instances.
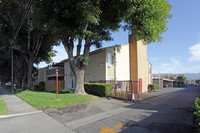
[153,74,186,88]
[33,62,64,91]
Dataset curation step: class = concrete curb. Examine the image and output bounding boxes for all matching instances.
[0,111,42,119]
[65,107,130,129]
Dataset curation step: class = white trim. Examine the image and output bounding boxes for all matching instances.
[107,53,114,66]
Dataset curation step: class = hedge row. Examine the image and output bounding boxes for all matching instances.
[84,83,113,97]
[148,84,159,92]
[193,97,200,132]
[34,82,45,91]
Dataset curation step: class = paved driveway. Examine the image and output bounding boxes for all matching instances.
[71,87,200,133]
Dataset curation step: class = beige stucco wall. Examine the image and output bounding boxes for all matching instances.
[64,62,71,89]
[115,44,130,80]
[45,80,64,91]
[38,68,47,83]
[62,35,150,93]
[137,40,148,93]
[129,35,149,93]
[85,49,106,82]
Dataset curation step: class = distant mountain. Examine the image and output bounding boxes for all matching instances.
[154,73,200,81]
[184,73,200,80]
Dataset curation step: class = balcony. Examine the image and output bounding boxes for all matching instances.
[46,68,64,78]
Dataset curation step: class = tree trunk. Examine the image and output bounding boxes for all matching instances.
[74,69,86,94]
[27,58,34,88]
[62,36,90,95]
[21,73,26,90]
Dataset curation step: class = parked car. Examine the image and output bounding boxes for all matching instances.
[5,82,11,86]
[5,82,16,87]
[194,84,199,87]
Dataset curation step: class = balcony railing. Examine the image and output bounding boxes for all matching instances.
[46,68,64,78]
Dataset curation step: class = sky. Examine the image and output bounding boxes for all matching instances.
[38,0,200,74]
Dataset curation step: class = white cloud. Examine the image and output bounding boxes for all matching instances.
[189,43,200,62]
[158,58,181,73]
[152,57,200,73]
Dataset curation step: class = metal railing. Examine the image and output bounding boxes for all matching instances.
[46,68,64,77]
[90,80,141,102]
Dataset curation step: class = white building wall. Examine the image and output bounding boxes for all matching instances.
[115,44,130,80]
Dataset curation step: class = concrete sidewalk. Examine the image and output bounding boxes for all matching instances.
[0,86,37,115]
[0,111,76,133]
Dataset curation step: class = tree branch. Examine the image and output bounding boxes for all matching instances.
[77,39,82,57]
[33,37,43,61]
[62,36,69,53]
[84,38,91,56]
[6,10,16,34]
[12,0,33,42]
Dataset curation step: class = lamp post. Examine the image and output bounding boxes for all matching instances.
[158,71,160,89]
[11,47,14,93]
[56,69,58,100]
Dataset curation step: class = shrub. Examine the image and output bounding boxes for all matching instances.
[148,84,159,92]
[84,83,113,97]
[33,85,39,91]
[193,97,200,131]
[51,89,73,94]
[34,82,45,91]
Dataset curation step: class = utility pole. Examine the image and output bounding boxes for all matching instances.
[56,69,58,100]
[158,71,160,89]
[11,47,14,93]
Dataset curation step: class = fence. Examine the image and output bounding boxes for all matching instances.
[90,80,141,102]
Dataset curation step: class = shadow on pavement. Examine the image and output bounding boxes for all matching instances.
[117,86,200,133]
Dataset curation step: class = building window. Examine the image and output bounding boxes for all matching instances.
[107,53,114,66]
[71,78,75,89]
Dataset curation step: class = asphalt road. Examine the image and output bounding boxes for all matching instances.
[73,87,200,133]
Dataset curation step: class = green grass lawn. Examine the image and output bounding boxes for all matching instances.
[0,93,8,115]
[16,90,100,110]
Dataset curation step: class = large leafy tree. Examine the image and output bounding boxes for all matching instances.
[33,0,172,94]
[0,0,33,92]
[177,75,187,82]
[17,8,58,89]
[195,79,200,85]
[0,0,57,90]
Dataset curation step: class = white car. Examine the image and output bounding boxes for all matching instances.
[5,82,16,87]
[5,82,11,86]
